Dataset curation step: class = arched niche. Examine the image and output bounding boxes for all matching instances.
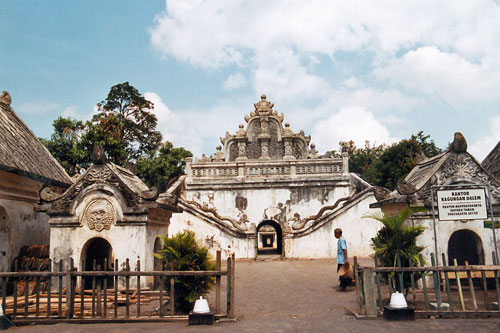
[448,229,484,265]
[153,237,163,289]
[256,220,282,256]
[81,237,114,288]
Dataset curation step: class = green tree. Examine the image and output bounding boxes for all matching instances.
[339,140,386,182]
[364,206,427,292]
[154,231,215,313]
[40,117,88,176]
[367,132,441,190]
[82,82,163,165]
[136,141,192,192]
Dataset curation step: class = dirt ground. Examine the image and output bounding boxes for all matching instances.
[8,257,500,332]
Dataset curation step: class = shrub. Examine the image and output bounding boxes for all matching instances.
[364,206,427,293]
[154,231,215,313]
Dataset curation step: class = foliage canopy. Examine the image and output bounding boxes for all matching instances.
[40,117,88,176]
[339,131,442,190]
[82,82,163,165]
[41,82,191,188]
[136,141,192,192]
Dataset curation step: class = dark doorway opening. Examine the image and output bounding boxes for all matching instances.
[82,237,114,289]
[257,220,282,256]
[153,237,162,289]
[448,229,484,265]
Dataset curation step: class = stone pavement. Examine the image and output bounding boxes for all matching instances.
[9,258,500,332]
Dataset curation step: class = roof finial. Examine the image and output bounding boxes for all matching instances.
[450,132,467,153]
[0,91,12,105]
[92,145,107,164]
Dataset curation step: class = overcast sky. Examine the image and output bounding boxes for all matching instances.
[2,1,500,160]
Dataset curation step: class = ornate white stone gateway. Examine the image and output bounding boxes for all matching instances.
[82,199,115,232]
[168,94,383,259]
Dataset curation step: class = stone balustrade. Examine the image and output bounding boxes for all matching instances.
[185,155,348,181]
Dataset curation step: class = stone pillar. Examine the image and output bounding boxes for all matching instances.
[236,139,248,161]
[259,136,270,160]
[235,124,248,161]
[237,162,245,179]
[283,138,295,160]
[290,161,297,179]
[283,123,295,160]
[185,157,193,182]
[342,152,349,174]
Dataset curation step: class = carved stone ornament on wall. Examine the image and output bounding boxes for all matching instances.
[42,164,152,214]
[82,199,115,232]
[416,153,500,204]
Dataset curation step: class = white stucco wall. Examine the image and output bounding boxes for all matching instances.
[50,224,147,270]
[0,199,49,272]
[285,194,382,258]
[414,216,500,265]
[170,191,382,259]
[186,185,350,228]
[169,212,255,259]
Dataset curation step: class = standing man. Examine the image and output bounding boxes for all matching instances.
[334,228,350,290]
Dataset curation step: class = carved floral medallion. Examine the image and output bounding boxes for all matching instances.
[82,199,115,232]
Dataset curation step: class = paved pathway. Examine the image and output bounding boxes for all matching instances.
[9,258,500,332]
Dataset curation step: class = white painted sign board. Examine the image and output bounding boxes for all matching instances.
[437,188,487,221]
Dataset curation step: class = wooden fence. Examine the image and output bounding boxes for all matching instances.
[354,252,500,318]
[0,251,235,324]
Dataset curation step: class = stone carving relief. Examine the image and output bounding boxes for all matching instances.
[41,164,158,214]
[263,203,287,225]
[416,152,500,204]
[183,199,248,231]
[291,196,350,230]
[213,146,224,162]
[308,144,319,159]
[215,95,310,162]
[82,199,115,232]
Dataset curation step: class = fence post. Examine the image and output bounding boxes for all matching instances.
[431,253,441,310]
[396,253,404,293]
[354,256,362,313]
[362,267,377,317]
[216,250,221,314]
[125,258,130,318]
[419,254,430,311]
[465,261,478,310]
[230,253,235,318]
[170,277,175,315]
[65,258,74,318]
[492,252,500,308]
[137,259,141,318]
[114,259,118,318]
[227,254,232,318]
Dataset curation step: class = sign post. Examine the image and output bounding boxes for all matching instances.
[436,188,487,221]
[431,185,497,264]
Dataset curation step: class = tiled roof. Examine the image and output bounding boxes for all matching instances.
[482,141,500,176]
[0,102,72,186]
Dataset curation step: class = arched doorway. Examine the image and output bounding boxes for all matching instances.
[256,220,282,256]
[153,237,163,289]
[82,237,114,288]
[448,229,484,265]
[0,206,9,272]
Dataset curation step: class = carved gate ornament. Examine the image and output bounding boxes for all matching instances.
[82,199,115,232]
